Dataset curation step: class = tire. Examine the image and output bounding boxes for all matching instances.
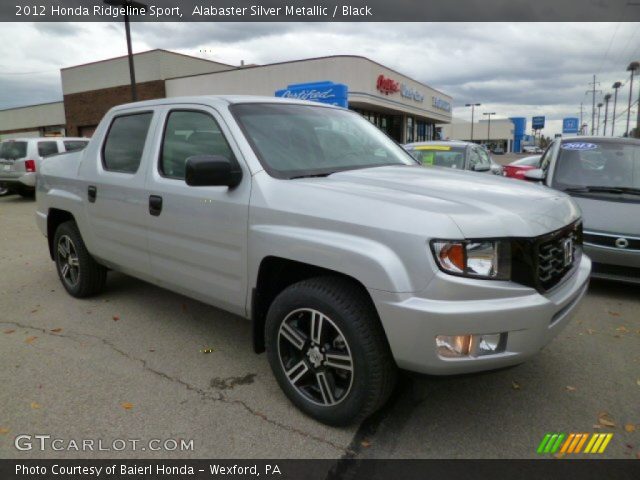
[17,187,35,198]
[53,220,107,298]
[265,276,397,426]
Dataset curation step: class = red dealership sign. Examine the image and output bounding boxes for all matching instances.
[376,75,399,95]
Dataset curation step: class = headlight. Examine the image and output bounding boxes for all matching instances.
[431,240,511,280]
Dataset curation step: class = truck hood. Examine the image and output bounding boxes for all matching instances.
[569,195,639,237]
[298,165,581,238]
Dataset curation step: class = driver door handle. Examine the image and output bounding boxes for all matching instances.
[149,195,163,216]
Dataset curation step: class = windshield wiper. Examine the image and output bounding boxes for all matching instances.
[289,172,333,180]
[564,186,640,196]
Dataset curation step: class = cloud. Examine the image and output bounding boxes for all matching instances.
[0,22,638,134]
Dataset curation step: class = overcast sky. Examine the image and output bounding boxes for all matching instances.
[1,22,639,135]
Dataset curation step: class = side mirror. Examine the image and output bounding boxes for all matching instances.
[524,168,546,182]
[185,155,242,188]
[473,163,491,172]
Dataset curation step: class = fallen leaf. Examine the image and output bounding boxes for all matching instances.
[625,424,636,433]
[50,328,62,333]
[3,329,15,334]
[200,348,214,354]
[512,381,521,390]
[112,315,120,321]
[597,411,616,428]
[25,336,38,344]
[30,309,38,314]
[30,402,41,409]
[608,311,621,317]
[0,427,9,435]
[121,402,134,410]
[613,335,621,339]
[616,326,629,333]
[361,439,371,448]
[587,329,596,335]
[149,349,155,352]
[566,386,577,392]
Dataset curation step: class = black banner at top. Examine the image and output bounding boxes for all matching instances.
[3,0,640,22]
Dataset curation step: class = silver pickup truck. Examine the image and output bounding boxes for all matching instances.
[36,96,591,425]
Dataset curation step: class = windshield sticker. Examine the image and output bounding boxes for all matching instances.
[415,146,451,151]
[561,143,598,151]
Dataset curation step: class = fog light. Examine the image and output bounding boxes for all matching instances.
[436,333,505,358]
[436,335,472,358]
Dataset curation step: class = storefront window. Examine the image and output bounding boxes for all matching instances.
[405,116,414,143]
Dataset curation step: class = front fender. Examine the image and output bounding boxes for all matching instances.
[248,224,419,293]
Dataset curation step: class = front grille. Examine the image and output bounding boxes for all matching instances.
[511,221,582,293]
[584,232,640,251]
[537,227,580,290]
[592,262,640,280]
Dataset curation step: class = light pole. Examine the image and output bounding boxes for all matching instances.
[104,0,148,102]
[465,103,481,142]
[611,81,622,136]
[596,102,603,135]
[625,61,639,136]
[482,112,495,145]
[602,93,611,136]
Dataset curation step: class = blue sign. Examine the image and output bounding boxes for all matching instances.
[562,117,580,134]
[561,142,598,151]
[275,81,348,108]
[532,116,545,130]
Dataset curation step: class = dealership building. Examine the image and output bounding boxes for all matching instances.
[0,49,452,144]
[439,117,532,153]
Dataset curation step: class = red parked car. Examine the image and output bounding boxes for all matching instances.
[503,155,541,180]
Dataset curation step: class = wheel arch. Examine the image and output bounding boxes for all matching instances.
[251,256,380,354]
[47,209,76,260]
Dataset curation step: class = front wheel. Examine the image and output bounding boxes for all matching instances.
[53,221,107,298]
[265,277,397,426]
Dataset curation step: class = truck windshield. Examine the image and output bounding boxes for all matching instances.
[231,103,416,179]
[0,141,27,160]
[552,140,640,191]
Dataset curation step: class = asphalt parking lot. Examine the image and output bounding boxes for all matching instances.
[1,195,638,461]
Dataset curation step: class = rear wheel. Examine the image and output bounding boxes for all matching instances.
[265,277,396,426]
[17,187,35,198]
[53,221,106,297]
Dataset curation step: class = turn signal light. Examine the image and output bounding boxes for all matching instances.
[25,160,36,172]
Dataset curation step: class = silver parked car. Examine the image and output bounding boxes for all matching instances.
[525,136,640,284]
[36,96,590,425]
[0,137,89,197]
[404,140,503,175]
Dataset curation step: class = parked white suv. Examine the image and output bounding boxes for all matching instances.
[0,137,89,197]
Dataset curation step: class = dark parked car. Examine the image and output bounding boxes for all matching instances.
[404,141,503,175]
[524,137,640,284]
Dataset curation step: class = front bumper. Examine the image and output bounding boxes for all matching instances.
[371,254,591,375]
[584,243,640,284]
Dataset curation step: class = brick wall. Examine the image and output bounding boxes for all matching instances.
[63,80,166,137]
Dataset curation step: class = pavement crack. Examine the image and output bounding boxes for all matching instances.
[2,321,348,453]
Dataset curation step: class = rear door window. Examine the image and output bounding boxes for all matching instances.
[103,112,153,173]
[38,141,59,157]
[63,140,89,153]
[0,141,28,160]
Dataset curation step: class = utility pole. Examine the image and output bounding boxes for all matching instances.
[579,102,585,135]
[596,102,603,135]
[483,112,495,145]
[603,93,611,136]
[465,103,481,142]
[587,75,601,136]
[612,81,622,136]
[626,61,639,137]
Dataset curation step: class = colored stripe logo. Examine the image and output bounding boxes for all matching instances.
[537,433,613,454]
